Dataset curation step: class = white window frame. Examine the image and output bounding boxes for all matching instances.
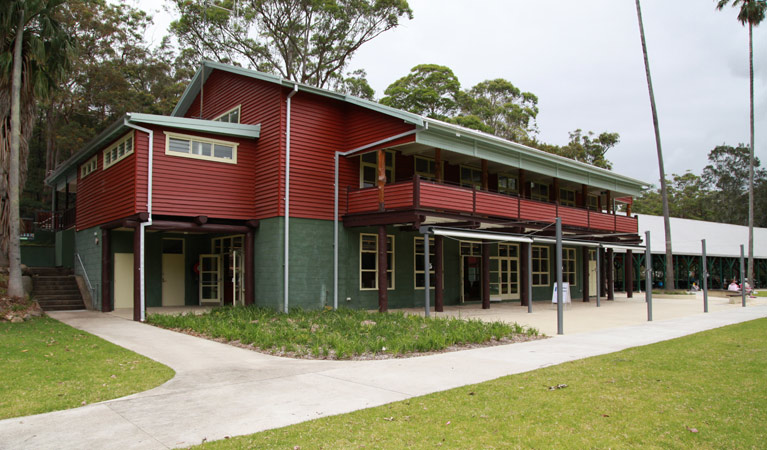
[212,105,241,124]
[360,150,395,188]
[532,245,550,286]
[81,155,98,179]
[103,131,135,170]
[359,233,395,290]
[563,247,577,285]
[164,131,238,165]
[414,236,440,289]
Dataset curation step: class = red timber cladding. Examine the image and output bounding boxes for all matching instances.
[184,70,283,219]
[475,190,518,217]
[558,205,589,228]
[420,182,473,211]
[616,215,638,233]
[347,189,378,213]
[141,125,258,219]
[589,211,615,231]
[288,92,416,221]
[75,131,140,230]
[519,198,557,222]
[384,182,414,209]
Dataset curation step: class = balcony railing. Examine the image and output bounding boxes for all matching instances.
[346,176,638,234]
[36,208,76,232]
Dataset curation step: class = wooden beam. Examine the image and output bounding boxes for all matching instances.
[246,219,260,229]
[582,247,590,302]
[133,225,141,322]
[521,242,529,307]
[245,230,254,305]
[435,149,443,183]
[100,213,148,230]
[435,235,444,312]
[193,215,208,225]
[377,148,386,210]
[626,250,634,298]
[607,248,615,300]
[377,225,388,312]
[101,229,111,312]
[482,241,490,309]
[149,221,251,233]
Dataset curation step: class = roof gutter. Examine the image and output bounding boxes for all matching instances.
[123,117,153,322]
[284,84,298,314]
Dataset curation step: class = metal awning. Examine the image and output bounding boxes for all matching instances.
[532,237,602,247]
[422,227,533,243]
[601,243,646,252]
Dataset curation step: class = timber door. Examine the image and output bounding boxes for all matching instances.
[161,238,185,306]
[490,244,520,300]
[461,242,483,302]
[113,253,134,309]
[199,254,222,305]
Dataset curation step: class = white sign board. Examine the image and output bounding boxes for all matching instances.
[552,282,572,304]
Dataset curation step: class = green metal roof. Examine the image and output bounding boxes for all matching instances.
[418,119,649,197]
[45,113,260,188]
[173,61,649,196]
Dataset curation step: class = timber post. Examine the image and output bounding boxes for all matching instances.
[626,250,634,298]
[482,241,490,309]
[378,225,388,312]
[435,235,444,312]
[582,247,590,302]
[101,228,111,312]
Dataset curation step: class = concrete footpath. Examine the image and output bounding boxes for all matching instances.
[1,302,765,449]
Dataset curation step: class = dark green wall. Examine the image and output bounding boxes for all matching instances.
[20,244,55,267]
[55,229,75,268]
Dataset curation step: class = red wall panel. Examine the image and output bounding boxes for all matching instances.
[76,131,139,230]
[185,70,283,219]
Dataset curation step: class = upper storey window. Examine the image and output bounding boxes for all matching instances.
[360,151,394,188]
[81,155,97,178]
[213,105,241,124]
[103,131,134,170]
[165,132,238,164]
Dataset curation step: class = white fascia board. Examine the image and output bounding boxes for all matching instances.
[128,113,261,139]
[532,237,603,248]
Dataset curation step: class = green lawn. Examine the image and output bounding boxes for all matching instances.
[0,317,174,419]
[147,306,539,359]
[195,318,767,449]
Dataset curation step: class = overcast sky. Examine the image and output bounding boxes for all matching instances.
[134,0,765,187]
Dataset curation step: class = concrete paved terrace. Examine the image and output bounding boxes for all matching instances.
[0,294,765,449]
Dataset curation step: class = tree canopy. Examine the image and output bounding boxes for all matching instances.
[633,144,767,227]
[379,64,460,119]
[169,0,413,89]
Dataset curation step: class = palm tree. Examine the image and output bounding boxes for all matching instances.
[634,0,674,289]
[715,0,766,286]
[1,0,73,297]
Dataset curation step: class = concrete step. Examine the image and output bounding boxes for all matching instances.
[38,302,86,311]
[27,267,74,276]
[35,294,84,301]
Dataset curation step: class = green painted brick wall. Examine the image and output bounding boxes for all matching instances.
[20,244,55,267]
[74,227,102,309]
[55,229,75,268]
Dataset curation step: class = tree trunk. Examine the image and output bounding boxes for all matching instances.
[747,21,754,284]
[635,0,674,289]
[8,9,25,297]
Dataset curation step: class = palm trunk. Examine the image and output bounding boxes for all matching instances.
[635,0,674,289]
[8,9,25,297]
[747,21,754,285]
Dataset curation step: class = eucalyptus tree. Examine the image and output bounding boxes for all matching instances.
[456,79,539,142]
[715,0,766,284]
[634,0,674,289]
[380,64,461,120]
[0,0,74,296]
[169,0,412,89]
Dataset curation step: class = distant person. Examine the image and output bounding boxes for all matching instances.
[728,279,740,292]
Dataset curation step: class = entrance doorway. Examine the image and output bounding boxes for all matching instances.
[490,244,519,300]
[461,241,483,302]
[162,238,185,306]
[211,235,244,306]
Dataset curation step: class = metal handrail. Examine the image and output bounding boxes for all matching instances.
[76,253,93,292]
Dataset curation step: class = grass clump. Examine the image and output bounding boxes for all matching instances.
[195,318,767,450]
[147,306,539,359]
[0,316,174,419]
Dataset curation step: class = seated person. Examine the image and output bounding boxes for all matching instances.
[728,279,740,292]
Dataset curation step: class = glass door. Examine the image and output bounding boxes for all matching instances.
[231,249,244,306]
[199,254,221,305]
[490,244,520,300]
